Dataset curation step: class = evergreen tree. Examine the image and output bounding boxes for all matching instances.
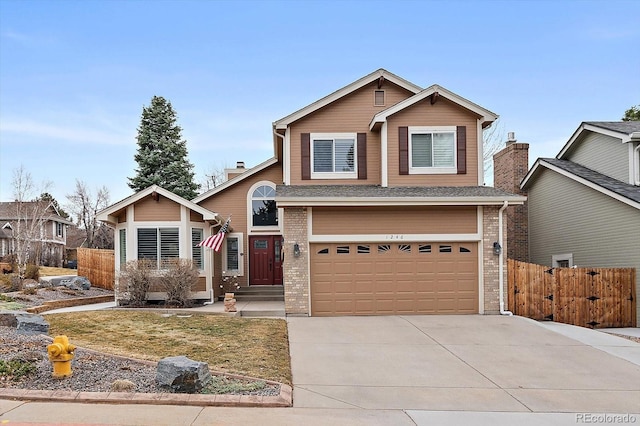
[622,105,640,121]
[128,96,199,199]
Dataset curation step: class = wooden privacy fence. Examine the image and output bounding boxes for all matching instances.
[507,259,636,328]
[77,248,115,290]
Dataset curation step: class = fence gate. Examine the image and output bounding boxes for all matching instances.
[508,259,636,328]
[77,248,115,290]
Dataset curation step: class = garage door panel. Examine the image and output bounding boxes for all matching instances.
[311,242,478,316]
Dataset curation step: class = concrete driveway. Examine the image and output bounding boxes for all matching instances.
[287,315,640,413]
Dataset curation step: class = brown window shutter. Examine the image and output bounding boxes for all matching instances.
[399,126,409,175]
[457,126,466,174]
[301,133,311,180]
[357,133,367,180]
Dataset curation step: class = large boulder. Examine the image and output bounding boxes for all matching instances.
[156,356,211,393]
[56,276,91,290]
[15,313,50,335]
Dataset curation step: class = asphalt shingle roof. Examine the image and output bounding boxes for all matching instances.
[583,121,640,135]
[541,158,640,204]
[276,185,522,199]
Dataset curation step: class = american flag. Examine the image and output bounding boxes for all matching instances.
[199,217,231,252]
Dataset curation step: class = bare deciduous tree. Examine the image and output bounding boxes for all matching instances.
[10,166,53,281]
[66,179,113,249]
[483,118,506,184]
[199,162,230,193]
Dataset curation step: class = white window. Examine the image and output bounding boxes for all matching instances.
[634,143,640,186]
[137,227,179,269]
[552,253,573,268]
[191,228,203,270]
[222,233,243,276]
[311,133,357,179]
[55,222,64,237]
[409,126,457,174]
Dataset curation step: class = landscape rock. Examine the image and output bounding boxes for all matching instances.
[0,311,21,327]
[15,313,50,335]
[156,356,212,393]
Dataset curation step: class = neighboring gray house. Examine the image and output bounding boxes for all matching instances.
[518,121,640,325]
[0,201,74,267]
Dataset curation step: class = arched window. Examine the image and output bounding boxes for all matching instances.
[252,185,277,226]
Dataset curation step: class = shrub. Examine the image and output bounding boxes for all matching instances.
[118,259,154,306]
[159,259,198,307]
[24,264,40,281]
[110,379,136,392]
[0,359,36,381]
[0,274,21,292]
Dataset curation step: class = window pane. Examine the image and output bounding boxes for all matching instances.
[160,228,179,266]
[192,228,203,269]
[227,237,239,270]
[252,199,278,226]
[119,229,127,265]
[313,140,333,172]
[411,133,433,167]
[433,132,454,167]
[137,228,157,261]
[335,139,355,172]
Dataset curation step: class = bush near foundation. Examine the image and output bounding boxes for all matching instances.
[159,259,198,307]
[118,259,154,306]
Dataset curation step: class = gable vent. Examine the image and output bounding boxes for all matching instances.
[374,90,385,106]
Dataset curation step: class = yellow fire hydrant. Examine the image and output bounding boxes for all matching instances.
[47,335,76,378]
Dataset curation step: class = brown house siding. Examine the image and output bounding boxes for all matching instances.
[387,97,479,186]
[134,195,181,221]
[198,162,283,289]
[289,81,414,185]
[312,206,477,235]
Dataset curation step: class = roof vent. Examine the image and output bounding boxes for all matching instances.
[507,132,517,144]
[236,161,245,169]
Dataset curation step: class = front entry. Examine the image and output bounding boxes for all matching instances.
[249,236,283,285]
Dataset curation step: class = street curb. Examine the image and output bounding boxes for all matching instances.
[0,383,293,407]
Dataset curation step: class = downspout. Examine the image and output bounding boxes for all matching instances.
[273,128,286,183]
[498,200,512,316]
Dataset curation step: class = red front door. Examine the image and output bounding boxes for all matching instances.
[249,236,283,285]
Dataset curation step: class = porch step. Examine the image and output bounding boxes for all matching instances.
[234,285,284,302]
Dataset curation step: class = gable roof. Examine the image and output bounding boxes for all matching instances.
[273,69,422,129]
[192,157,279,203]
[276,185,525,206]
[369,84,499,130]
[557,121,640,158]
[0,201,73,225]
[521,158,640,210]
[96,185,219,224]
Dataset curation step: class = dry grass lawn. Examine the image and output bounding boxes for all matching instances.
[46,311,291,385]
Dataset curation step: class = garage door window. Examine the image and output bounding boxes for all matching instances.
[378,244,391,253]
[460,246,471,253]
[357,245,370,254]
[337,246,350,254]
[399,244,411,253]
[317,247,329,254]
[439,245,452,253]
[419,244,432,253]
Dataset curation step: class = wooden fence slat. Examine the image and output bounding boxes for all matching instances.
[77,248,114,290]
[508,260,635,328]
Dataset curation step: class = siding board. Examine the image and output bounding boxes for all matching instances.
[566,132,629,182]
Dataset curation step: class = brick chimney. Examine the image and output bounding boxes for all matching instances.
[493,132,529,262]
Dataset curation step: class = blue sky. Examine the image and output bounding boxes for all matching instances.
[1,0,638,207]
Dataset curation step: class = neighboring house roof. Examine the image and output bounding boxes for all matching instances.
[192,157,279,203]
[0,201,73,225]
[369,84,499,130]
[273,69,422,129]
[276,185,525,207]
[557,121,640,158]
[96,185,220,224]
[521,158,640,210]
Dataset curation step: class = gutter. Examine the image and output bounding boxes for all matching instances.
[498,200,513,316]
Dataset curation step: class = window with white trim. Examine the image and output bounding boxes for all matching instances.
[119,229,126,267]
[409,126,457,174]
[222,233,243,276]
[252,185,277,227]
[552,253,573,268]
[634,143,640,186]
[55,222,64,237]
[311,133,357,179]
[137,227,179,269]
[191,228,203,269]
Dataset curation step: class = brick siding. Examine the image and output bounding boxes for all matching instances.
[282,207,310,315]
[483,206,508,314]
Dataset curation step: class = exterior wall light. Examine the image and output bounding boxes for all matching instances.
[493,242,502,255]
[293,243,301,257]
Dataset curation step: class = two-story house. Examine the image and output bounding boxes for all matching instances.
[0,201,73,267]
[97,69,526,316]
